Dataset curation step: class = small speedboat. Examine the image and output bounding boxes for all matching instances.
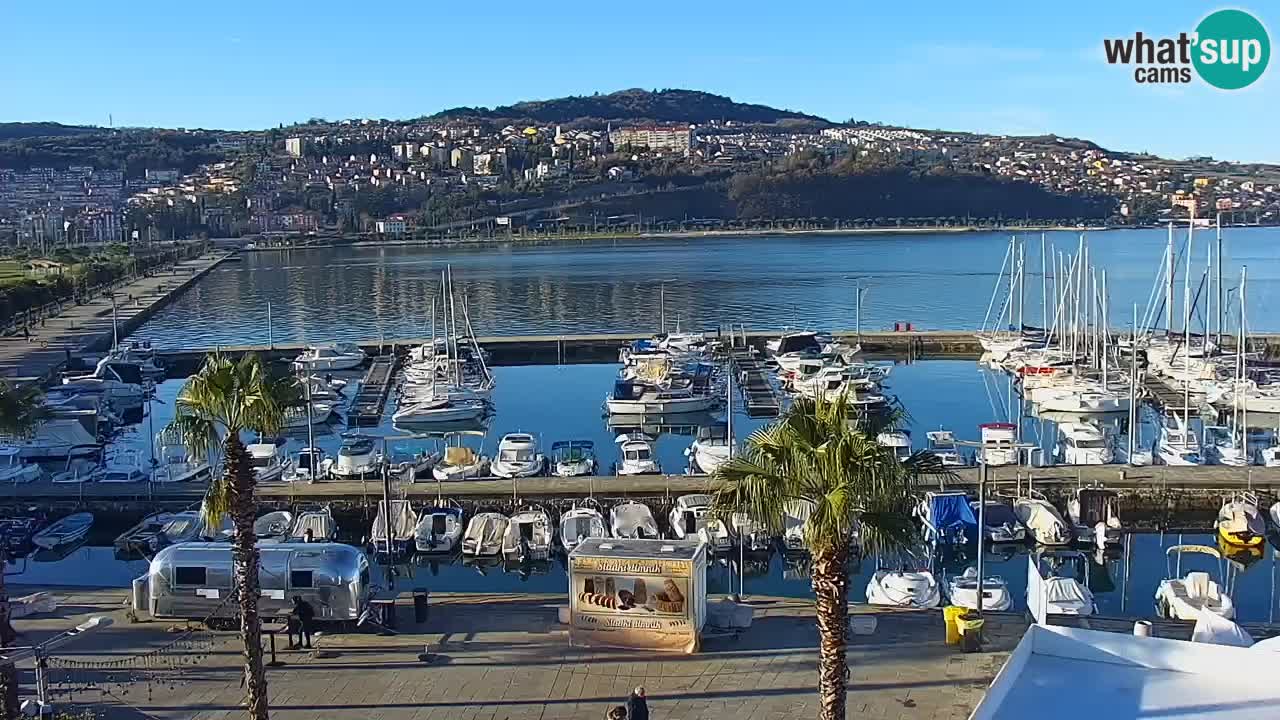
[370,499,417,557]
[866,569,941,608]
[290,507,338,542]
[947,567,1012,612]
[98,450,148,484]
[294,343,366,371]
[668,494,731,551]
[31,512,94,550]
[610,501,659,539]
[551,440,596,477]
[615,433,660,475]
[247,442,288,483]
[1216,491,1265,548]
[332,435,384,480]
[686,423,732,474]
[559,504,607,552]
[462,512,509,557]
[253,511,295,540]
[432,446,489,481]
[490,433,545,478]
[1067,487,1122,547]
[925,429,967,467]
[503,506,553,562]
[1155,544,1235,621]
[1035,550,1097,616]
[971,499,1026,544]
[113,511,176,555]
[1055,422,1114,465]
[916,491,977,546]
[0,447,42,484]
[415,504,464,553]
[876,430,912,462]
[1014,493,1072,546]
[282,447,332,483]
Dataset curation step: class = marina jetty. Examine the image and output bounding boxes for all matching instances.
[0,251,231,381]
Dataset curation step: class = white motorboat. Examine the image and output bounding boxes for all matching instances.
[551,440,596,477]
[782,500,813,554]
[246,442,288,483]
[490,433,545,478]
[370,499,417,556]
[1055,422,1114,465]
[32,512,94,550]
[253,511,295,540]
[392,396,489,424]
[615,433,660,475]
[154,510,232,547]
[290,507,338,542]
[98,450,148,484]
[11,419,99,461]
[106,342,166,379]
[866,569,941,608]
[668,494,731,550]
[0,447,42,484]
[947,567,1012,612]
[1260,443,1280,467]
[300,374,347,401]
[686,423,731,474]
[150,435,212,484]
[925,429,967,467]
[1216,491,1265,549]
[1155,544,1235,621]
[971,500,1026,544]
[282,447,332,483]
[503,506,553,562]
[50,458,103,484]
[294,343,366,371]
[978,423,1019,466]
[281,401,336,430]
[1033,385,1129,414]
[1014,493,1072,546]
[114,511,178,555]
[1066,488,1122,547]
[559,503,607,552]
[462,512,509,556]
[729,512,771,552]
[1157,415,1201,466]
[767,331,822,357]
[432,446,490,481]
[876,430,912,462]
[605,378,717,415]
[610,501,659,539]
[1035,551,1096,616]
[415,504,464,553]
[332,435,383,480]
[60,356,146,411]
[917,491,977,545]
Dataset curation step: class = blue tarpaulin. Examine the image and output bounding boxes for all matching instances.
[924,492,977,542]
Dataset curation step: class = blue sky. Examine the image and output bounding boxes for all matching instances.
[3,1,1276,162]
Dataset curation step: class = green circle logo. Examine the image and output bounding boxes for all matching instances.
[1193,9,1270,89]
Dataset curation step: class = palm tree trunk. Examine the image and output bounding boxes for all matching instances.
[811,540,851,720]
[0,560,19,720]
[225,435,270,720]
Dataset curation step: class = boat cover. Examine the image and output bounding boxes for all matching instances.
[1017,500,1069,543]
[464,513,509,551]
[372,500,416,543]
[290,511,336,541]
[253,511,294,537]
[1192,609,1254,647]
[612,503,659,538]
[924,493,976,539]
[444,447,477,466]
[1044,577,1090,608]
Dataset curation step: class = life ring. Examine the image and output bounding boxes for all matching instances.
[40,340,49,348]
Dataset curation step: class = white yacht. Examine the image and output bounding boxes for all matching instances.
[489,433,545,478]
[947,567,1012,612]
[253,511,295,541]
[294,343,366,371]
[605,378,716,415]
[876,430,912,462]
[615,433,660,475]
[281,401,335,430]
[0,447,41,484]
[686,423,731,474]
[925,429,967,467]
[1013,493,1072,546]
[559,503,607,552]
[150,436,212,484]
[1157,415,1202,466]
[98,450,148,484]
[392,396,489,424]
[432,446,490,481]
[551,440,596,477]
[300,374,347,401]
[1259,442,1280,467]
[282,447,332,483]
[414,504,464,553]
[503,506,553,562]
[668,494,730,550]
[1055,422,1113,465]
[331,436,383,480]
[462,512,509,557]
[246,442,288,483]
[867,568,941,608]
[610,501,659,539]
[1155,545,1235,621]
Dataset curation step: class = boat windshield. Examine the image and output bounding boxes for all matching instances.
[250,454,276,468]
[501,448,533,463]
[298,453,314,470]
[981,503,1018,525]
[625,447,652,461]
[1072,438,1105,449]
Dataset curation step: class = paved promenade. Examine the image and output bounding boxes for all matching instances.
[15,587,1027,720]
[0,252,229,380]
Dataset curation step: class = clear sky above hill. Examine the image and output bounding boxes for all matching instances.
[3,0,1275,162]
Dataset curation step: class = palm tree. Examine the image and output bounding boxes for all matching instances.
[712,395,945,720]
[167,353,298,720]
[0,380,42,716]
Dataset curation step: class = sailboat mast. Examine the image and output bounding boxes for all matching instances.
[1166,222,1175,337]
[1101,270,1108,388]
[1041,233,1049,332]
[1183,220,1193,416]
[1240,266,1248,451]
[1216,213,1225,349]
[1129,304,1138,462]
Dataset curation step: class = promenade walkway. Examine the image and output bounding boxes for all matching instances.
[14,587,1028,720]
[0,253,229,380]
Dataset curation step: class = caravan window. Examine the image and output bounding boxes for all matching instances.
[290,570,314,589]
[175,567,206,585]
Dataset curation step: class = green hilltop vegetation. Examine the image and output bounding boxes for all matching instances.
[430,88,829,126]
[0,122,105,142]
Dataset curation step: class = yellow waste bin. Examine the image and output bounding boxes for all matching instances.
[943,605,966,645]
[957,612,985,652]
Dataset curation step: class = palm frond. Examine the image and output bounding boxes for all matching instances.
[0,380,45,437]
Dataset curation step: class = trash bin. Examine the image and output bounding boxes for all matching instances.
[958,612,985,653]
[943,606,965,645]
[413,588,430,623]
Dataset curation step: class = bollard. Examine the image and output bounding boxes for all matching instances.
[1134,620,1152,637]
[413,588,430,623]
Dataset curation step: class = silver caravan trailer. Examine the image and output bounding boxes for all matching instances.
[141,542,371,622]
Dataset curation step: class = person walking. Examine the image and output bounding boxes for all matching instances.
[626,686,648,720]
[289,595,316,649]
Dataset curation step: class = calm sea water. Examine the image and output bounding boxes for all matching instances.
[132,227,1280,348]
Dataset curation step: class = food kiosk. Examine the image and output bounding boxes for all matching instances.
[568,537,707,653]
